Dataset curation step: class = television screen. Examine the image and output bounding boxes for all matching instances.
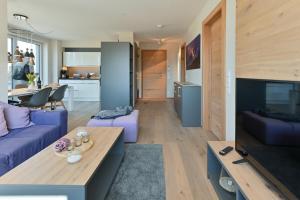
[236,78,300,199]
[186,35,200,70]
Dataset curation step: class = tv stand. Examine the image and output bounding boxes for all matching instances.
[207,141,285,200]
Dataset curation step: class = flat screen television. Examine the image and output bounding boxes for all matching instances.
[186,34,200,70]
[236,78,300,200]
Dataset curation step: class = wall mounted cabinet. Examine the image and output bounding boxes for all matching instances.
[63,52,101,67]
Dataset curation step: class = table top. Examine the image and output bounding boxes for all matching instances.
[8,84,60,97]
[0,127,123,186]
[8,88,35,97]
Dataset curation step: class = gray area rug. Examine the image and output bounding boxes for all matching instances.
[106,144,166,200]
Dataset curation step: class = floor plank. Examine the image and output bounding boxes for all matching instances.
[68,101,100,131]
[68,100,219,200]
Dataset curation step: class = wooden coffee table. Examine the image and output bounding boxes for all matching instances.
[0,127,124,200]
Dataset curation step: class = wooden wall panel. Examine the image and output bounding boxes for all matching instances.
[236,0,300,81]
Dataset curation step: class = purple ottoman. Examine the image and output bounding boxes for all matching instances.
[87,110,139,143]
[86,119,113,127]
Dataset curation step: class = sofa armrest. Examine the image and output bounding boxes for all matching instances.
[30,110,68,137]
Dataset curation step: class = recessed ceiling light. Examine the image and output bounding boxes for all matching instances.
[156,24,164,28]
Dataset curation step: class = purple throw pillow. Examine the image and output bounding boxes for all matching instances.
[0,102,34,130]
[0,106,9,137]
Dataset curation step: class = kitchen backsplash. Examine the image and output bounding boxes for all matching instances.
[67,66,100,78]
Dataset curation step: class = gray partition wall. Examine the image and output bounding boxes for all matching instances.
[101,42,133,110]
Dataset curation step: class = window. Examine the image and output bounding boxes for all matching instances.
[17,40,41,75]
[7,36,42,89]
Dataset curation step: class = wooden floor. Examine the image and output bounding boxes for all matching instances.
[68,100,219,200]
[68,101,100,131]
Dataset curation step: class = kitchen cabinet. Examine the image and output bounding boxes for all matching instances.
[174,82,201,127]
[59,79,100,101]
[63,52,101,67]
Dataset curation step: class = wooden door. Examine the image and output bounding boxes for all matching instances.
[142,50,167,99]
[203,1,226,140]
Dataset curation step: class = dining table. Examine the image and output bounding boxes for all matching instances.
[8,84,60,98]
[8,83,74,111]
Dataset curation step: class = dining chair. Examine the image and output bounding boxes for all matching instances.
[20,87,52,109]
[48,85,68,110]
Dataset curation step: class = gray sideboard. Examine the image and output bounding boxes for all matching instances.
[174,82,202,127]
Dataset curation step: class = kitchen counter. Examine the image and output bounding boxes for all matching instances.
[59,78,100,80]
[59,79,100,101]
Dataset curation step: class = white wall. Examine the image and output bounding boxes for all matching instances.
[61,40,101,48]
[118,32,134,44]
[225,0,236,141]
[0,0,8,102]
[183,0,236,141]
[48,40,62,83]
[184,0,221,85]
[139,42,181,98]
[61,32,134,48]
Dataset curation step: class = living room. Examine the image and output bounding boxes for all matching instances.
[0,0,300,200]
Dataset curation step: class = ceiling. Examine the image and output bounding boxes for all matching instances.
[7,0,207,42]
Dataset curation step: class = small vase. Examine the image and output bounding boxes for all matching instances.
[28,83,36,90]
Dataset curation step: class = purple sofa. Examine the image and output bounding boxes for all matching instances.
[87,110,139,143]
[243,111,300,145]
[0,110,68,176]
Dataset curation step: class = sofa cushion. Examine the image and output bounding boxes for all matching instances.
[0,125,60,175]
[0,107,8,137]
[0,102,33,130]
[30,110,68,138]
[0,154,9,176]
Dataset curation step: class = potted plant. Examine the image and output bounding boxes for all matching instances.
[26,73,36,90]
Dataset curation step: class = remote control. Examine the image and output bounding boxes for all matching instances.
[232,159,247,164]
[219,146,233,156]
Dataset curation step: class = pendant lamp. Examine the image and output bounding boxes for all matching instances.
[25,48,30,57]
[14,46,20,56]
[29,49,35,58]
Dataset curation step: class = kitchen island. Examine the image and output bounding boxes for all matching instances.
[59,78,100,102]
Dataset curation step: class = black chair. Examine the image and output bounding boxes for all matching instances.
[21,87,52,109]
[48,85,68,110]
